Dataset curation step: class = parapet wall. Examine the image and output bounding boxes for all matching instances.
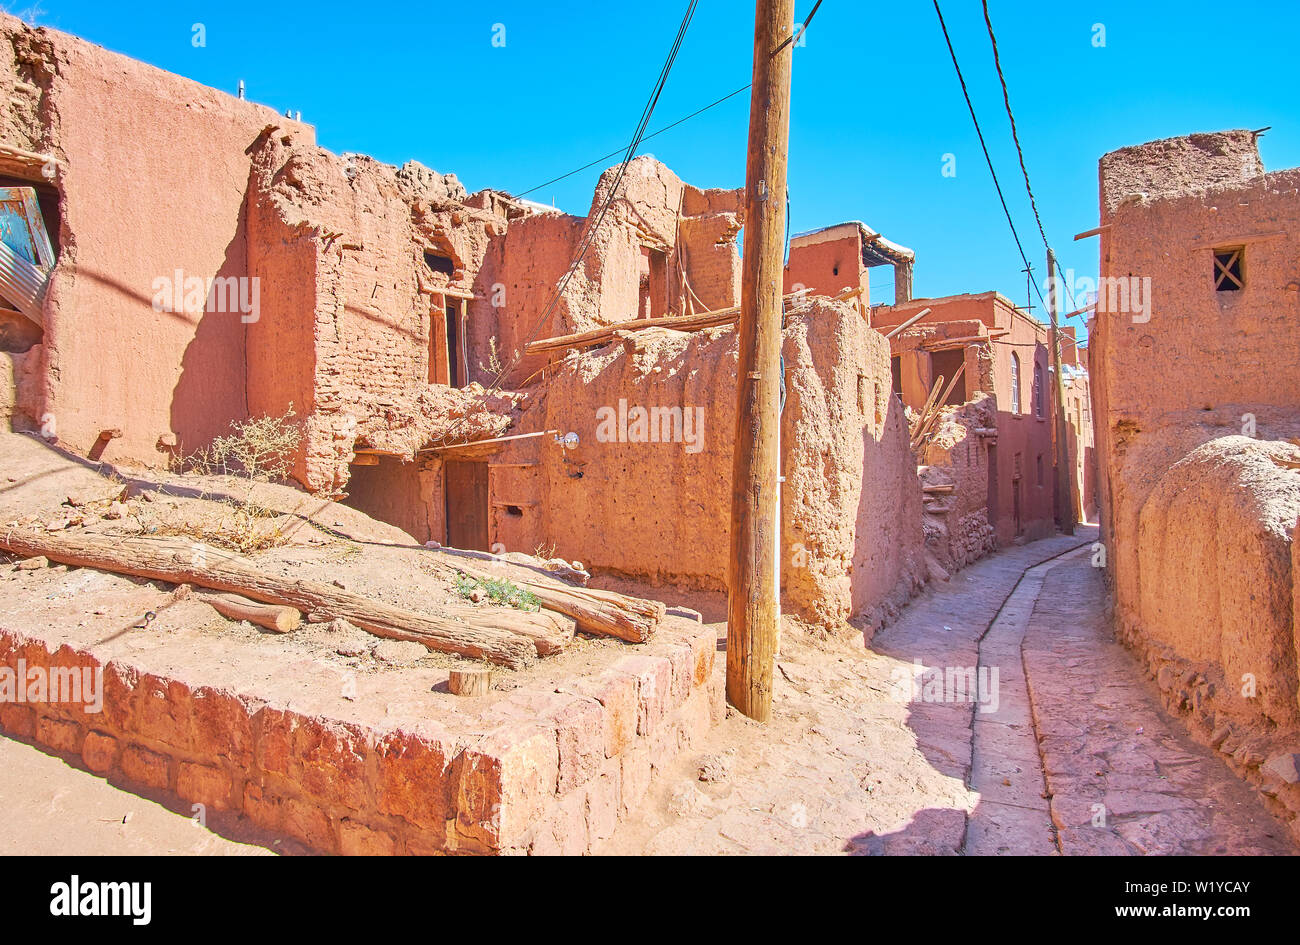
[0,612,722,855]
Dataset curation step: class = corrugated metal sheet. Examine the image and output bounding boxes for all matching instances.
[0,186,54,326]
[0,239,45,324]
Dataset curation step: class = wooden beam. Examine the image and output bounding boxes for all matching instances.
[922,329,1010,350]
[882,307,932,340]
[422,429,558,454]
[1073,225,1110,241]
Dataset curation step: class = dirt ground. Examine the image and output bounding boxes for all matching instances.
[0,735,279,855]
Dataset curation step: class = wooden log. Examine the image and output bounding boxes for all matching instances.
[909,374,945,440]
[922,330,1009,350]
[0,529,538,669]
[481,608,574,656]
[524,285,853,356]
[448,667,491,696]
[883,307,932,340]
[912,363,968,450]
[429,554,662,643]
[199,591,301,633]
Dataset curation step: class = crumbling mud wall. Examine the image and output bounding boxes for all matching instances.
[918,393,998,574]
[875,293,1057,545]
[497,156,743,386]
[245,134,507,493]
[0,13,314,464]
[1091,131,1300,829]
[521,296,925,630]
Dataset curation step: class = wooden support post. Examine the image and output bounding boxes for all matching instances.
[1048,251,1075,535]
[727,0,795,723]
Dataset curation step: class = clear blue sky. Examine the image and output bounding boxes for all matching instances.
[19,1,1300,340]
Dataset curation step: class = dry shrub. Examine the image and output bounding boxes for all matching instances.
[146,408,304,555]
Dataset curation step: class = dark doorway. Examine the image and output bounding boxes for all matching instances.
[986,443,998,531]
[1013,475,1023,536]
[890,355,903,397]
[445,300,461,388]
[445,460,488,550]
[930,349,967,406]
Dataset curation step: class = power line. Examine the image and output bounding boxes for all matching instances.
[516,83,750,198]
[517,0,825,200]
[980,0,1050,256]
[977,2,1090,343]
[932,0,1046,312]
[431,0,700,447]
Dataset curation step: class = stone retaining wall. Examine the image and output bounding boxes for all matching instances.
[0,622,723,855]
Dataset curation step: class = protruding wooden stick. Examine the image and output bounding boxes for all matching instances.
[449,667,492,696]
[199,591,301,633]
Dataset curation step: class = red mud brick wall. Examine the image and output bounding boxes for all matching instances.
[1089,132,1300,800]
[783,231,871,301]
[528,296,925,630]
[0,14,314,464]
[246,139,429,493]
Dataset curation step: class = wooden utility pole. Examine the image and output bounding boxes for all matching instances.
[1047,251,1076,535]
[727,0,796,723]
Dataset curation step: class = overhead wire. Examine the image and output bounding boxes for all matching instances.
[932,0,1046,314]
[430,0,700,448]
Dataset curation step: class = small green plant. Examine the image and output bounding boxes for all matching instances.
[454,573,541,612]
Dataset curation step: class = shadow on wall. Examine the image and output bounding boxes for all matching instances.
[851,391,926,634]
[171,223,250,459]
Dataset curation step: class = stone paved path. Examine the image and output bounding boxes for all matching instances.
[600,528,1298,855]
[1023,549,1296,855]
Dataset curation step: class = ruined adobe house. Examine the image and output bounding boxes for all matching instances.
[777,222,1092,570]
[0,14,926,636]
[871,292,1066,549]
[1089,129,1300,823]
[781,220,915,303]
[0,16,320,460]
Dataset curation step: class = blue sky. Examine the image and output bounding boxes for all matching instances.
[18,1,1300,340]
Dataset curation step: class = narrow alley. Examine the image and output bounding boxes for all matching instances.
[599,532,1297,856]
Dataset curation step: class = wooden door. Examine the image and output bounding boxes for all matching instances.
[445,460,489,551]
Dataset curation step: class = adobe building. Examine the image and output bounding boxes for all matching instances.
[781,220,915,304]
[1088,129,1300,827]
[777,220,1092,571]
[870,292,1066,548]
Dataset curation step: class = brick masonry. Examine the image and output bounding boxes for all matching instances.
[0,622,723,855]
